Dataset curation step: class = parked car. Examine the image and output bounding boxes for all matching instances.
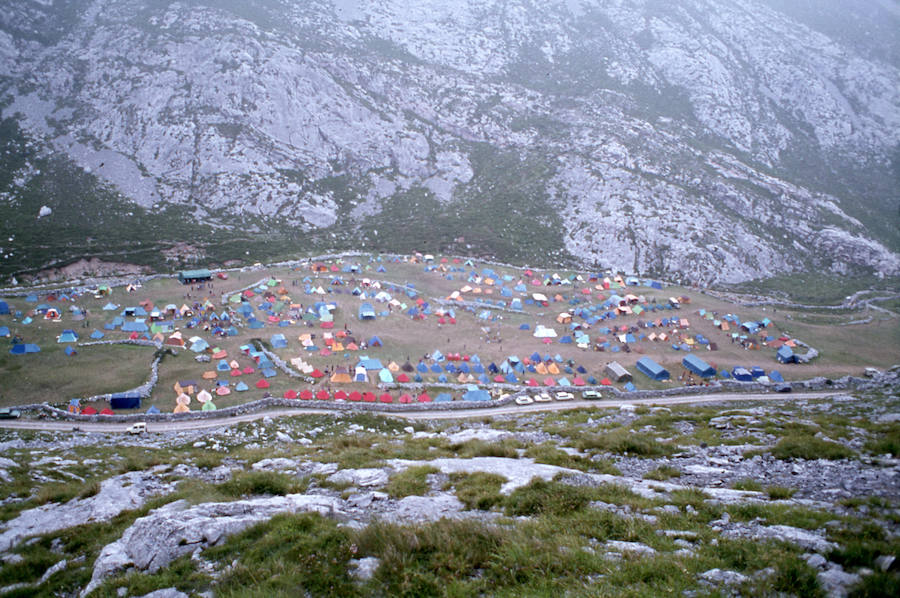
[582,390,602,400]
[555,391,575,401]
[515,395,534,406]
[126,422,147,434]
[534,393,553,403]
[773,383,792,393]
[0,408,21,419]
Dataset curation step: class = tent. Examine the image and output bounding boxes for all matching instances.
[731,367,753,382]
[636,357,670,381]
[776,345,796,364]
[0,300,9,315]
[605,361,632,382]
[9,344,40,354]
[110,393,141,409]
[682,354,716,378]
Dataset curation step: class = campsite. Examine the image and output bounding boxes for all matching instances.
[0,253,896,415]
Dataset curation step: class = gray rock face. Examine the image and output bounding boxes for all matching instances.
[1,0,898,281]
[715,522,837,554]
[83,494,344,596]
[327,468,390,488]
[0,472,174,553]
[382,495,465,524]
[699,568,749,587]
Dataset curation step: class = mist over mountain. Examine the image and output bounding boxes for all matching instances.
[1,0,899,283]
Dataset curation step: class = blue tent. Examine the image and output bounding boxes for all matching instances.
[776,346,796,364]
[271,334,288,349]
[434,392,453,403]
[463,387,491,401]
[58,329,79,343]
[430,363,442,373]
[624,382,636,392]
[438,374,448,383]
[731,367,753,382]
[0,300,8,315]
[682,354,715,378]
[358,302,376,320]
[235,381,249,391]
[216,359,230,371]
[111,393,141,409]
[368,336,383,347]
[262,368,277,378]
[378,369,394,383]
[750,366,766,379]
[146,405,161,414]
[9,343,40,354]
[65,345,76,356]
[769,370,785,382]
[636,357,670,381]
[0,326,9,337]
[417,362,428,373]
[122,321,149,333]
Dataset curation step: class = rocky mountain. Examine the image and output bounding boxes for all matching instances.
[1,0,899,282]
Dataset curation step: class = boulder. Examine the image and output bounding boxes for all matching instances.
[0,472,174,553]
[82,494,344,596]
[327,468,389,488]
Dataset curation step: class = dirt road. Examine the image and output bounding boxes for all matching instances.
[0,391,837,434]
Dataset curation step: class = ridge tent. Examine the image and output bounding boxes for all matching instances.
[604,361,632,382]
[682,354,716,378]
[636,357,670,381]
[731,367,753,382]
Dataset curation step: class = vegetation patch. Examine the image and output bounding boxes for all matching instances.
[643,465,682,481]
[217,471,309,498]
[207,512,357,598]
[766,485,798,500]
[752,434,857,461]
[385,465,438,499]
[448,471,506,510]
[578,428,674,457]
[504,478,594,517]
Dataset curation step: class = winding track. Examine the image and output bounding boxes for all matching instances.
[0,391,838,434]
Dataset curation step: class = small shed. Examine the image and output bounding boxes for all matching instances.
[604,361,632,383]
[178,269,212,284]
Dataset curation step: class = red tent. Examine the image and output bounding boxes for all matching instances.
[299,389,314,400]
[230,369,242,377]
[600,378,612,386]
[494,375,506,383]
[526,378,539,387]
[242,366,255,375]
[283,390,298,399]
[99,408,114,415]
[542,337,553,344]
[363,392,376,403]
[256,379,270,389]
[316,389,330,400]
[333,390,348,400]
[543,377,556,386]
[398,393,413,404]
[348,391,362,402]
[379,393,393,403]
[572,377,586,386]
[417,392,432,403]
[82,406,98,415]
[320,321,334,329]
[310,369,325,378]
[397,373,410,383]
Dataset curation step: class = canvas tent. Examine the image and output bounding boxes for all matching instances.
[682,354,716,378]
[636,357,670,381]
[604,361,632,383]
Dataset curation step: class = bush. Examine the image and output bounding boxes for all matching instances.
[385,466,437,499]
[770,435,855,461]
[217,471,308,498]
[450,472,505,510]
[504,479,592,517]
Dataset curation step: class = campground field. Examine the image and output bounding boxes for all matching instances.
[0,253,898,413]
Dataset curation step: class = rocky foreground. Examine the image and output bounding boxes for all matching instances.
[0,383,898,597]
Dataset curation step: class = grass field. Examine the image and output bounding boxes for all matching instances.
[1,253,898,410]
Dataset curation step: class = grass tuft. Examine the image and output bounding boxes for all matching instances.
[504,478,593,517]
[217,471,309,498]
[385,466,438,499]
[643,465,682,481]
[448,472,506,510]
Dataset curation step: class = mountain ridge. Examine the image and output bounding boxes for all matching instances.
[1,0,899,283]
